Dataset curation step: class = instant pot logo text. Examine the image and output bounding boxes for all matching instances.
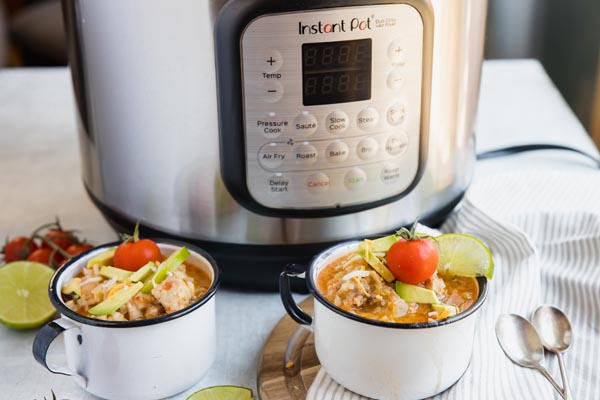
[298,17,372,35]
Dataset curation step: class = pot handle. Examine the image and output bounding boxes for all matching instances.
[33,318,87,387]
[279,263,313,326]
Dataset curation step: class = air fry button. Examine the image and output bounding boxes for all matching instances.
[306,172,330,194]
[258,142,286,170]
[268,174,290,194]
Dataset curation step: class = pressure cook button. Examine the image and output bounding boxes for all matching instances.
[326,140,349,163]
[385,132,409,156]
[387,103,406,126]
[344,167,367,191]
[356,137,379,160]
[387,69,405,91]
[258,142,287,170]
[357,107,380,131]
[326,109,350,133]
[295,143,318,165]
[306,172,330,194]
[257,113,289,139]
[388,39,406,64]
[260,81,284,103]
[262,50,284,73]
[268,174,290,194]
[294,112,318,136]
[381,163,402,184]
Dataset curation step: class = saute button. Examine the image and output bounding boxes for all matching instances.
[326,140,349,163]
[258,142,286,170]
[387,69,405,91]
[294,143,318,165]
[326,109,350,133]
[344,167,367,191]
[262,50,284,73]
[357,107,379,131]
[381,163,402,184]
[294,112,318,136]
[260,81,284,103]
[356,137,379,160]
[306,172,330,194]
[257,112,289,139]
[268,174,290,194]
[387,103,406,126]
[388,39,407,64]
[385,132,408,156]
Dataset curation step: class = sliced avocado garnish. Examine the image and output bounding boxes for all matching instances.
[141,247,191,294]
[62,277,81,297]
[129,262,156,282]
[357,240,395,283]
[431,303,458,317]
[395,281,440,304]
[86,247,116,269]
[88,282,143,316]
[100,266,133,282]
[369,234,399,252]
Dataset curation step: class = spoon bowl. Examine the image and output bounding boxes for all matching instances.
[532,305,573,352]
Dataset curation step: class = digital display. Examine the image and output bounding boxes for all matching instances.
[302,39,372,106]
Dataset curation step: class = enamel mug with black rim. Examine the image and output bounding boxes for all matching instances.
[280,241,488,400]
[33,241,220,400]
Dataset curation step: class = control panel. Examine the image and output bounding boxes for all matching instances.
[240,4,426,210]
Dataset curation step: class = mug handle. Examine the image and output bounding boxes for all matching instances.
[33,318,87,387]
[279,263,313,326]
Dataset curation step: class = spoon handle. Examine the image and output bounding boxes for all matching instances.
[556,352,573,400]
[536,366,566,399]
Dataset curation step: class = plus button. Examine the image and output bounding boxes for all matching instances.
[266,57,276,66]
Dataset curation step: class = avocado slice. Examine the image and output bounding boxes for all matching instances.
[100,266,133,281]
[141,247,191,294]
[369,234,399,252]
[88,282,143,316]
[129,262,156,282]
[62,277,81,297]
[431,303,458,318]
[358,240,395,282]
[86,248,116,269]
[396,281,440,304]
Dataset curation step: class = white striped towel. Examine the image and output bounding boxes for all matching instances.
[307,167,600,400]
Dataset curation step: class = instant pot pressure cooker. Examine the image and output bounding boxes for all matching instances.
[62,0,487,290]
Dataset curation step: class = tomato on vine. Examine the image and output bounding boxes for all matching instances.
[113,223,161,272]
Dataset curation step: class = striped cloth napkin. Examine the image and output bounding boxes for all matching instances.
[307,166,600,400]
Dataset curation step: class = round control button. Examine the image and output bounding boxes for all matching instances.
[261,50,284,73]
[385,132,409,156]
[387,39,406,64]
[294,142,318,165]
[344,167,367,191]
[294,112,318,136]
[258,142,287,170]
[381,163,402,184]
[306,172,330,194]
[357,107,380,131]
[258,113,289,139]
[387,69,405,91]
[260,81,284,103]
[326,140,349,163]
[326,109,350,133]
[268,173,290,194]
[356,137,379,160]
[387,103,406,126]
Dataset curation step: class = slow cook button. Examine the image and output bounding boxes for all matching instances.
[295,143,318,165]
[326,140,349,163]
[258,142,286,170]
[381,163,401,184]
[257,113,289,139]
[294,112,318,136]
[344,167,367,191]
[356,137,379,160]
[268,174,290,194]
[385,132,408,156]
[387,103,406,126]
[326,109,350,133]
[357,107,379,131]
[306,172,330,194]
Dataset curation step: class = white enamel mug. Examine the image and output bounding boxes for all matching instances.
[33,240,220,400]
[280,241,488,400]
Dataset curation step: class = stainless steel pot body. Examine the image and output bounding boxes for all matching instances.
[63,0,486,246]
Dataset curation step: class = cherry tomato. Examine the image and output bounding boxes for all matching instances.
[386,238,438,285]
[66,244,94,257]
[41,230,76,250]
[114,239,161,272]
[27,248,64,267]
[2,237,39,262]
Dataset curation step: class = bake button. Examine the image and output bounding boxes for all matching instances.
[294,112,318,136]
[326,140,349,163]
[385,132,409,156]
[357,107,379,131]
[326,109,350,133]
[387,103,406,126]
[387,39,406,64]
[260,81,284,103]
[258,142,286,170]
[356,137,379,160]
[306,172,330,194]
[257,113,289,139]
[295,143,318,165]
[381,163,402,184]
[387,69,405,91]
[344,167,367,191]
[268,174,290,194]
[262,50,284,73]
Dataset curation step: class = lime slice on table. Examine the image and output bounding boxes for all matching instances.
[435,234,494,279]
[186,386,253,400]
[0,261,56,329]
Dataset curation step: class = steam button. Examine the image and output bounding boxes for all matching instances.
[356,137,379,160]
[306,172,330,194]
[357,107,380,131]
[344,167,367,191]
[326,110,350,133]
[294,112,318,136]
[260,81,284,103]
[258,142,287,170]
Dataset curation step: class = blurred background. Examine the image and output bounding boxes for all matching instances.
[0,0,599,147]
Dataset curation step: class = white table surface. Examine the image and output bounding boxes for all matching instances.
[0,59,597,400]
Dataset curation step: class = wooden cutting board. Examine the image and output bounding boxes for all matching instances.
[257,297,319,400]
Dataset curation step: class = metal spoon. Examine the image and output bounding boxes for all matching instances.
[496,314,565,399]
[532,305,573,400]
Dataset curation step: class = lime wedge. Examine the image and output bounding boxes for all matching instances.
[0,261,56,329]
[435,234,494,279]
[186,386,253,400]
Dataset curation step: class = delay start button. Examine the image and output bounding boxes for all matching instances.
[326,110,350,133]
[268,174,290,194]
[306,172,330,194]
